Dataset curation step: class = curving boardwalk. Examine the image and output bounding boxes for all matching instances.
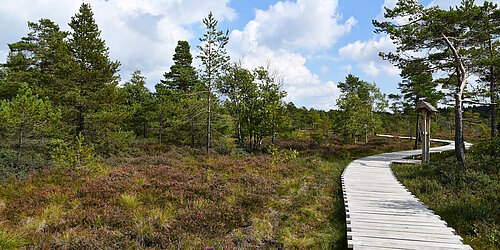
[341,135,473,249]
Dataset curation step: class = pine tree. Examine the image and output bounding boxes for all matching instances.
[1,19,72,102]
[374,0,480,164]
[0,84,60,167]
[162,41,199,91]
[470,1,500,141]
[68,3,121,138]
[197,12,230,154]
[397,59,443,149]
[157,40,201,145]
[123,70,154,138]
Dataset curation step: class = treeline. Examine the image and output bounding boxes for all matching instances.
[0,4,355,171]
[1,2,496,172]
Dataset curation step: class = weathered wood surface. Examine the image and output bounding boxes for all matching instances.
[342,135,473,249]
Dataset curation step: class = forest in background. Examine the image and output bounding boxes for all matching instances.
[0,2,498,175]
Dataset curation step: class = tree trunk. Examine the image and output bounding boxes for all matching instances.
[455,94,466,164]
[158,112,163,145]
[487,16,497,145]
[364,124,368,144]
[207,73,211,154]
[77,79,85,137]
[271,121,275,144]
[442,33,467,165]
[17,107,25,168]
[191,117,195,148]
[490,63,497,141]
[237,122,243,147]
[249,131,253,151]
[78,106,84,137]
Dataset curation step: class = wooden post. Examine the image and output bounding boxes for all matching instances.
[421,110,427,162]
[426,111,431,161]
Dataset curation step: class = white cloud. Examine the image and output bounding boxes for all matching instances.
[339,35,399,77]
[228,0,352,110]
[250,0,356,51]
[0,0,236,90]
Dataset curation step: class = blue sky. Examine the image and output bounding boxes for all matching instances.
[0,0,495,110]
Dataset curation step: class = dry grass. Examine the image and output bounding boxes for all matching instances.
[0,135,409,248]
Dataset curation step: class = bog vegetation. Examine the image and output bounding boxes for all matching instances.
[0,0,498,249]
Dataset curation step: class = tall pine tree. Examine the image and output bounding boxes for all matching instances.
[197,12,230,154]
[68,3,121,139]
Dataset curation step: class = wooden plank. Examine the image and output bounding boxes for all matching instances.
[347,223,457,235]
[349,237,472,250]
[347,231,464,243]
[341,135,472,249]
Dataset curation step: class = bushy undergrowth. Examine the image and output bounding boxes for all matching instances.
[0,135,409,248]
[392,143,500,250]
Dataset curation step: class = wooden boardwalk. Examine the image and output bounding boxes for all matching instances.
[341,135,473,249]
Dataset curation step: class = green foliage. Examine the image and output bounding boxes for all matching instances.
[268,145,298,164]
[52,133,95,170]
[0,229,26,249]
[156,41,205,147]
[162,40,199,92]
[68,3,122,142]
[0,84,60,137]
[0,84,61,167]
[220,63,287,151]
[122,70,155,138]
[336,74,387,143]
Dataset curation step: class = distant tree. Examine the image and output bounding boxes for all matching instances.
[123,70,154,138]
[220,63,286,150]
[157,40,201,145]
[398,59,442,148]
[254,66,287,146]
[0,84,60,167]
[197,11,230,154]
[336,74,387,143]
[469,1,500,141]
[162,41,199,91]
[219,62,256,148]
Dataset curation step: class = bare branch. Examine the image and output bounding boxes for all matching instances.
[462,100,497,105]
